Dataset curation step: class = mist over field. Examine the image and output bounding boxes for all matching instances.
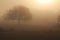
[0,0,59,31]
[0,0,60,40]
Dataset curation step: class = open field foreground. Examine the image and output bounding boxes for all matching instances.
[0,31,60,40]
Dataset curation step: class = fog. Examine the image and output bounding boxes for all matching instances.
[0,0,60,31]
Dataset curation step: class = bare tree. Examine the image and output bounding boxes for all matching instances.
[4,6,32,24]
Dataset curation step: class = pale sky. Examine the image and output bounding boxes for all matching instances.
[0,0,59,13]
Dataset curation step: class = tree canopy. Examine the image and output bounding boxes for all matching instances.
[4,6,32,22]
[6,6,32,20]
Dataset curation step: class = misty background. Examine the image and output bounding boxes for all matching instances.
[0,0,60,31]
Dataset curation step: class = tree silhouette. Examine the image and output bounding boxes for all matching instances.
[4,6,32,24]
[57,10,60,28]
[57,15,60,27]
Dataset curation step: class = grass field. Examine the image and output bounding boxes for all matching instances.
[0,30,60,40]
[0,24,60,40]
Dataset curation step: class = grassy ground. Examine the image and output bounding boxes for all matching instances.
[0,24,60,40]
[0,31,60,40]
